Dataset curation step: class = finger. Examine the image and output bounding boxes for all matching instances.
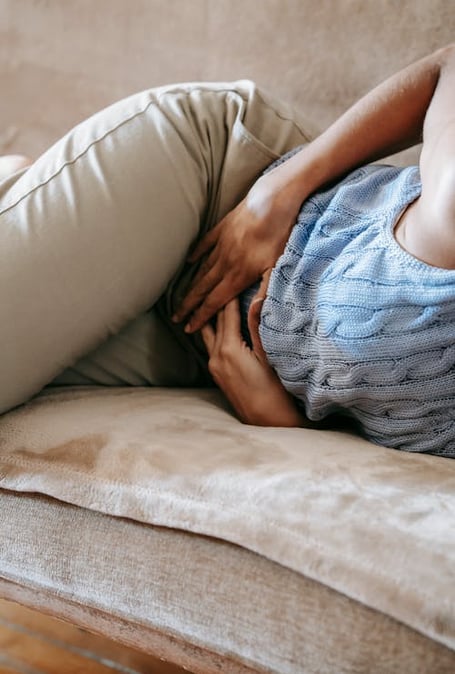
[257,268,272,298]
[173,256,222,322]
[214,305,225,349]
[223,297,242,344]
[184,276,240,333]
[187,222,222,263]
[248,298,266,360]
[200,323,216,354]
[187,246,219,296]
[248,269,272,362]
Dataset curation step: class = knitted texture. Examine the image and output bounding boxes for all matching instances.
[248,157,455,456]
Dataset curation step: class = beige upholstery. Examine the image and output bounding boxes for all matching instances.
[1,1,454,672]
[1,0,452,165]
[1,386,455,654]
[2,490,455,674]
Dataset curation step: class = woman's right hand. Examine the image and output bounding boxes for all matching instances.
[176,45,455,332]
[172,163,306,333]
[200,297,308,428]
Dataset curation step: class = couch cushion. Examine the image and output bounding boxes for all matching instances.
[0,386,454,653]
[1,489,454,674]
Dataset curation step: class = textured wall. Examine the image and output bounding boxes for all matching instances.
[1,0,454,160]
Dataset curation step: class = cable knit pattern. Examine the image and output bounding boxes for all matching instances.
[248,156,455,456]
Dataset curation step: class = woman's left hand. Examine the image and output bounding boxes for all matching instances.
[200,293,307,427]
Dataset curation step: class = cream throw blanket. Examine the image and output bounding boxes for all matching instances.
[0,386,454,651]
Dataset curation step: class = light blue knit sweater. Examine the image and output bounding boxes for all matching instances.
[242,156,455,457]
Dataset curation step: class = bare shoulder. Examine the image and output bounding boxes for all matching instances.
[421,43,455,141]
[395,44,455,269]
[420,44,455,230]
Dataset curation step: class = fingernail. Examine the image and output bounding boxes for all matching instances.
[184,323,192,333]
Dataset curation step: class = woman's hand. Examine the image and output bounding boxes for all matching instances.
[200,295,308,428]
[177,46,454,332]
[173,165,305,333]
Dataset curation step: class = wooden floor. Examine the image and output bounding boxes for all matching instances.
[0,598,187,674]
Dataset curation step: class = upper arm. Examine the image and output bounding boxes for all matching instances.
[421,44,455,145]
[420,45,455,220]
[412,44,455,267]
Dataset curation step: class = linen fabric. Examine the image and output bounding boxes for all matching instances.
[0,80,310,413]
[256,160,455,456]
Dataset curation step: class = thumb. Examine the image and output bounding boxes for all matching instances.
[247,269,272,362]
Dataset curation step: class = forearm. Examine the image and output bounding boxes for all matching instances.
[269,46,451,208]
[176,46,453,332]
[234,387,315,429]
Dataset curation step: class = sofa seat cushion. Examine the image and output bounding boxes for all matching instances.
[0,385,454,653]
[1,490,455,674]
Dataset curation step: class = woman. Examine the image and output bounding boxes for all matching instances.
[1,45,454,456]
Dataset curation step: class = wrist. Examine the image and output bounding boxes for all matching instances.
[238,390,308,428]
[266,143,332,208]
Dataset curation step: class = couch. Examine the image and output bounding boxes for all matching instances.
[1,1,454,672]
